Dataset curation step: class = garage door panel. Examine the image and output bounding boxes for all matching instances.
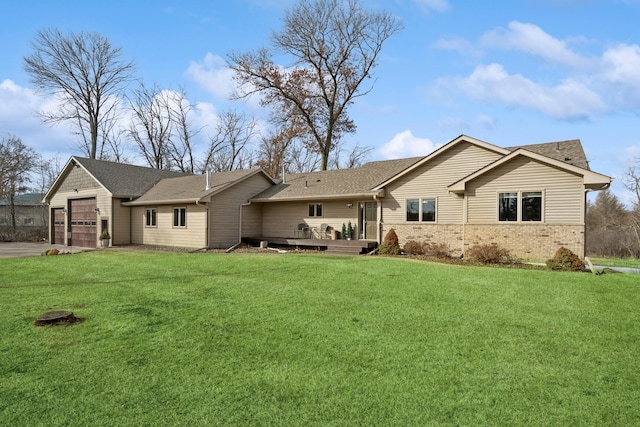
[70,198,97,248]
[52,208,65,244]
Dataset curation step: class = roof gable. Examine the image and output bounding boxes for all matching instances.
[372,135,509,190]
[448,148,611,193]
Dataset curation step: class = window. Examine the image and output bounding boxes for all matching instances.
[407,198,436,222]
[498,191,543,222]
[522,192,542,222]
[421,198,436,222]
[406,199,419,221]
[498,192,518,221]
[173,207,186,227]
[308,203,323,217]
[146,208,157,227]
[23,217,34,225]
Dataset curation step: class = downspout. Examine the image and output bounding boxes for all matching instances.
[226,201,251,253]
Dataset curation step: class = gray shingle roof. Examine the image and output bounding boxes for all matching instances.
[507,140,590,170]
[0,192,45,206]
[74,157,188,197]
[130,168,267,204]
[252,157,423,201]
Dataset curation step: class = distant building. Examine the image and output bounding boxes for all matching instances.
[0,192,48,228]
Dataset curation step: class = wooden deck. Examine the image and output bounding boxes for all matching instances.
[243,237,378,255]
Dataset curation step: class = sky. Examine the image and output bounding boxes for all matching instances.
[1,0,640,205]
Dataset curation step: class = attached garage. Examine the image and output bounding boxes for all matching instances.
[69,198,97,248]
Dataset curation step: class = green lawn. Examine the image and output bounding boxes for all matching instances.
[587,256,640,269]
[1,251,639,426]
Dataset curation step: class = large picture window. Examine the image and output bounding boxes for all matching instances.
[498,191,542,222]
[407,198,436,222]
[145,208,157,227]
[173,207,186,227]
[308,203,323,217]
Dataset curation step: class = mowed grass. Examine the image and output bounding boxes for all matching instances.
[587,256,640,269]
[1,251,639,426]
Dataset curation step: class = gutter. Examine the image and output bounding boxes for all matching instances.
[251,190,384,203]
[122,198,202,206]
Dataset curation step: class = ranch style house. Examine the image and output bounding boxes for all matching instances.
[43,134,611,261]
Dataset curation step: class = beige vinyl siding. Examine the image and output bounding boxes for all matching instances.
[262,200,359,237]
[383,142,502,224]
[208,173,274,248]
[132,204,207,248]
[466,156,585,224]
[111,200,131,245]
[241,203,263,239]
[58,166,100,192]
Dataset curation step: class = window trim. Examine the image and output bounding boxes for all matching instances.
[145,208,157,228]
[497,191,544,223]
[173,207,187,228]
[406,197,437,223]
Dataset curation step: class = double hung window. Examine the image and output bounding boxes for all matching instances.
[308,203,323,217]
[173,207,186,227]
[146,208,157,227]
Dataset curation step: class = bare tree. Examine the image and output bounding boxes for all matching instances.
[128,82,173,169]
[623,157,640,209]
[623,157,640,254]
[167,88,201,174]
[228,0,402,170]
[200,110,257,173]
[586,189,638,257]
[23,28,135,159]
[0,136,39,232]
[329,143,373,169]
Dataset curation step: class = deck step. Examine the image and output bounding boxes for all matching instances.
[325,247,366,255]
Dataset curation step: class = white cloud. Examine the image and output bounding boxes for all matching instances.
[184,53,236,101]
[600,44,640,86]
[434,37,481,58]
[480,21,593,69]
[441,63,605,120]
[414,0,450,13]
[476,114,497,130]
[438,117,470,133]
[378,130,437,159]
[0,79,75,157]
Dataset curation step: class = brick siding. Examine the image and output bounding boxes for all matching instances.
[464,224,584,262]
[383,222,585,262]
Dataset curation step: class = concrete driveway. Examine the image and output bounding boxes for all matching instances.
[0,242,91,259]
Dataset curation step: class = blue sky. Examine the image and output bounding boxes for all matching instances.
[1,0,640,205]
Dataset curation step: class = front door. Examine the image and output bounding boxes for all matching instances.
[360,202,377,240]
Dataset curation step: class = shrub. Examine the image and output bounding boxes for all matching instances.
[379,229,401,255]
[466,243,512,264]
[546,247,585,271]
[424,242,451,259]
[403,240,424,256]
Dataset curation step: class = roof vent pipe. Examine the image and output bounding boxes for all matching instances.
[205,170,211,190]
